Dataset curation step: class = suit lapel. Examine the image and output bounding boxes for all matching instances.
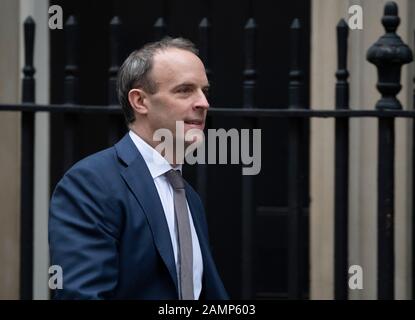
[185,188,207,244]
[115,134,178,292]
[184,185,212,271]
[186,187,228,299]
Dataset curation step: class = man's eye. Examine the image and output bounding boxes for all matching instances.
[177,87,192,93]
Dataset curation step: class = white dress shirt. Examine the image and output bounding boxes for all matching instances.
[129,130,203,299]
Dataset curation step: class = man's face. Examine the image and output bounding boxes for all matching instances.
[143,48,209,146]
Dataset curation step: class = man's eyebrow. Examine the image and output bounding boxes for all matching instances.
[171,82,210,90]
[171,82,193,90]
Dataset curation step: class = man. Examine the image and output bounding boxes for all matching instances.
[49,37,228,300]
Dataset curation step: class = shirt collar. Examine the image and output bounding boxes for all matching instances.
[129,130,182,179]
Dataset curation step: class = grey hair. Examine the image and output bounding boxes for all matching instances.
[117,37,199,124]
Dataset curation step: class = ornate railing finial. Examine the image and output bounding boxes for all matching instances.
[366,1,413,110]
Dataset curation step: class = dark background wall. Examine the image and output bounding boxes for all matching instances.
[49,0,311,299]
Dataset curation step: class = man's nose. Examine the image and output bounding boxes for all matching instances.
[194,90,209,110]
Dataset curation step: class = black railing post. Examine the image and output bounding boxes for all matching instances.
[241,12,257,299]
[199,26,211,82]
[154,0,167,41]
[243,17,256,109]
[63,16,80,105]
[22,18,36,103]
[108,16,122,145]
[154,18,167,41]
[20,16,36,300]
[287,18,304,299]
[367,1,413,300]
[108,16,121,106]
[197,5,212,206]
[334,18,350,300]
[63,16,80,171]
[413,30,415,301]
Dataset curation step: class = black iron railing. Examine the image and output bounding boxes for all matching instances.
[1,1,413,300]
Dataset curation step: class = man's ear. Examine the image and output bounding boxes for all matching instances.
[128,88,148,115]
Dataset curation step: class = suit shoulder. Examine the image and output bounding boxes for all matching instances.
[65,147,118,177]
[74,146,117,170]
[55,147,120,193]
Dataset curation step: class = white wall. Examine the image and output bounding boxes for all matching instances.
[0,0,21,299]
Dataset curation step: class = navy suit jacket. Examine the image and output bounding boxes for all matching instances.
[49,133,228,299]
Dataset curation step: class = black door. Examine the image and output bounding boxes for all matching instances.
[49,0,311,299]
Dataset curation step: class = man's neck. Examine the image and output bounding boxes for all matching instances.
[129,125,181,166]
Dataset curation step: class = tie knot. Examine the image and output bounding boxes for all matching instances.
[165,169,185,189]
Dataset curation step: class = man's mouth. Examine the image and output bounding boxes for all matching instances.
[184,119,204,127]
